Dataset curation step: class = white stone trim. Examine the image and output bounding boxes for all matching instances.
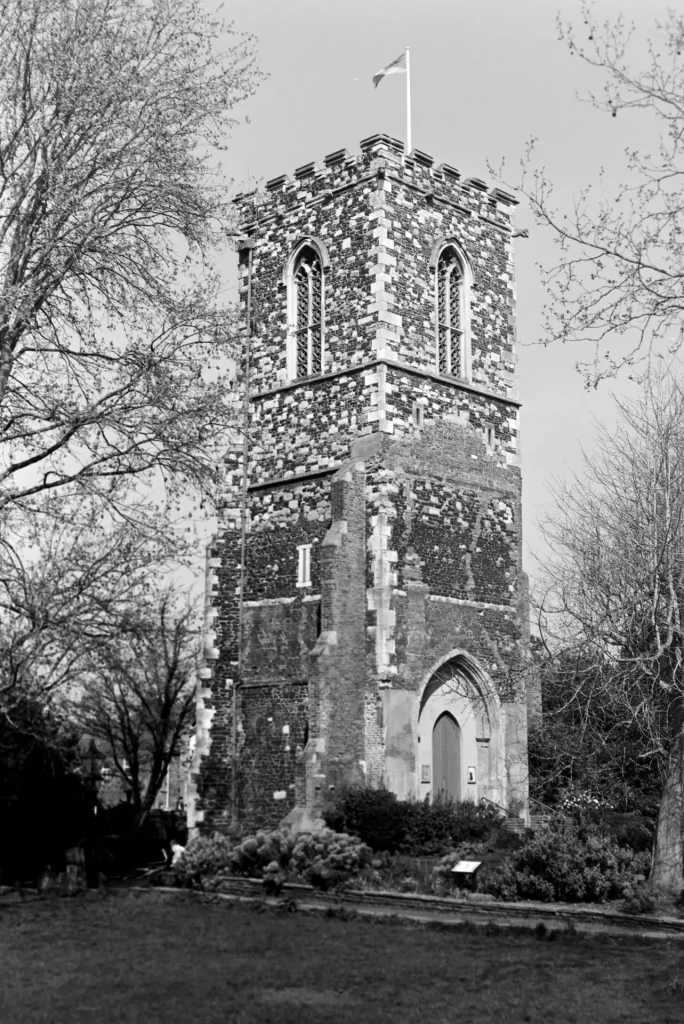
[413,650,505,807]
[431,238,474,382]
[284,238,329,380]
[417,688,479,803]
[367,508,397,679]
[429,594,515,613]
[296,542,312,587]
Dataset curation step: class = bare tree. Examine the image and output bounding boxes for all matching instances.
[506,3,684,383]
[538,372,684,891]
[73,588,199,826]
[0,501,182,709]
[0,0,261,517]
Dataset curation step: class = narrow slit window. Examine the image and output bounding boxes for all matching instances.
[485,425,495,448]
[436,247,464,377]
[297,543,312,587]
[412,401,425,428]
[294,246,323,378]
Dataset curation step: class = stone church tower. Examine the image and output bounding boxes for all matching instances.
[187,134,531,834]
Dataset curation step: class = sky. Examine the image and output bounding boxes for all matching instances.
[208,0,664,585]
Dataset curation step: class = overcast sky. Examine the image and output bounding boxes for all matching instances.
[211,0,663,584]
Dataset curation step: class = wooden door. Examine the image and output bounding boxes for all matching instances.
[432,713,461,800]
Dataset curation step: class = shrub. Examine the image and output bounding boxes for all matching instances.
[479,862,557,903]
[621,881,656,915]
[0,699,92,884]
[175,827,372,892]
[289,829,373,890]
[230,828,296,877]
[478,818,652,904]
[400,796,500,856]
[585,811,655,853]
[323,787,406,853]
[323,786,500,856]
[174,832,235,887]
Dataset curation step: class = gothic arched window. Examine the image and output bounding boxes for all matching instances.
[436,246,465,377]
[293,245,323,378]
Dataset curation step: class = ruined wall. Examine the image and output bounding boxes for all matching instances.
[388,421,522,607]
[308,463,368,802]
[189,135,528,833]
[235,683,309,830]
[362,418,524,680]
[189,475,327,832]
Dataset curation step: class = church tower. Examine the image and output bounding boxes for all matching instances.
[188,134,531,833]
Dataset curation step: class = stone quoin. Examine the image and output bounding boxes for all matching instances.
[186,134,534,835]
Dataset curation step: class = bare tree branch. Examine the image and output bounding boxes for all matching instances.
[0,0,261,515]
[495,3,684,382]
[71,586,199,826]
[536,368,684,891]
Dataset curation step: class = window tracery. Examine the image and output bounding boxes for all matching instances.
[436,246,464,377]
[293,245,323,378]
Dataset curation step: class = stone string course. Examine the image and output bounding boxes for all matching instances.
[187,135,532,835]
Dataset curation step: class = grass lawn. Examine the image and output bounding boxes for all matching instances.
[1,891,683,1024]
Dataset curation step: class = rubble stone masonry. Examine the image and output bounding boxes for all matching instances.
[187,135,531,834]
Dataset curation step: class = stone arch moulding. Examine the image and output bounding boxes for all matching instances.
[281,236,332,287]
[415,649,504,806]
[428,235,471,272]
[417,648,499,741]
[283,237,331,380]
[429,237,474,382]
[428,236,475,283]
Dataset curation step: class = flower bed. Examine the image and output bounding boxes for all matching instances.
[431,818,652,905]
[175,828,372,892]
[173,810,657,913]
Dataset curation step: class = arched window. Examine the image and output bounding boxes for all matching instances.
[436,246,465,377]
[293,245,323,378]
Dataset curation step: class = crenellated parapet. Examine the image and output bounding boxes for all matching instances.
[235,133,517,226]
[232,136,520,407]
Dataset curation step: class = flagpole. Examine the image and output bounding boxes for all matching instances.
[405,47,412,155]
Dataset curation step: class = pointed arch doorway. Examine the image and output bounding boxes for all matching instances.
[432,712,461,799]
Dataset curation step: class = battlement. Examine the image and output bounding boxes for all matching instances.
[234,134,518,228]
[230,130,522,425]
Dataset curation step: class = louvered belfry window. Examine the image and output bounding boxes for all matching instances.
[294,246,323,378]
[437,248,463,377]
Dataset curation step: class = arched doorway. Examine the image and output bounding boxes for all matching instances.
[432,712,461,799]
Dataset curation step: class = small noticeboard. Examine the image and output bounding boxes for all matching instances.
[451,860,482,892]
[451,861,482,875]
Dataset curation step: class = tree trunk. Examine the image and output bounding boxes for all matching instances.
[651,702,684,893]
